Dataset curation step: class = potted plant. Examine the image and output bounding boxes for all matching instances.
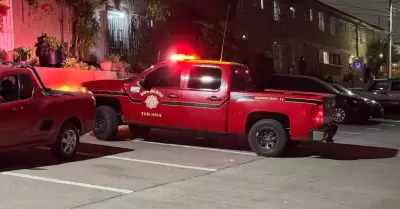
[13,47,34,64]
[35,33,63,67]
[0,1,10,17]
[4,50,13,61]
[100,53,120,71]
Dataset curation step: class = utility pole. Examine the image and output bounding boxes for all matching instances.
[388,0,393,78]
[220,4,231,62]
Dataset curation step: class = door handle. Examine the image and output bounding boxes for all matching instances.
[167,93,179,98]
[12,107,24,111]
[380,92,388,95]
[208,96,222,101]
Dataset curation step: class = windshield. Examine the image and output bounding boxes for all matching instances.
[313,78,341,94]
[332,84,355,95]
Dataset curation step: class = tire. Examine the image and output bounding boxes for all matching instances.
[333,106,349,124]
[128,124,150,139]
[94,106,119,141]
[51,123,80,162]
[248,119,288,157]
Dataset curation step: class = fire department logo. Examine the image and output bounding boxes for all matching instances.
[145,95,159,109]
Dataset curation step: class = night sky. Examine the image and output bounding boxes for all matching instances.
[321,0,400,41]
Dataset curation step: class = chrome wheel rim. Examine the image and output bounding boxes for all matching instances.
[61,130,77,154]
[334,108,346,123]
[256,128,278,150]
[95,115,106,134]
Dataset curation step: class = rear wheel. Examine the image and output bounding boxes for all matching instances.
[94,106,119,141]
[248,119,288,157]
[128,124,150,139]
[333,107,349,124]
[51,123,79,162]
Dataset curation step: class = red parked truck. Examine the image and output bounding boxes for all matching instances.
[0,61,96,161]
[82,55,338,157]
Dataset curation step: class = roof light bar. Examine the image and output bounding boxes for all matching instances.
[170,54,197,61]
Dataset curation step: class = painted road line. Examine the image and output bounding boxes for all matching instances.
[370,118,400,123]
[337,131,363,135]
[379,124,396,127]
[1,172,133,194]
[133,140,258,156]
[104,156,218,172]
[365,128,381,131]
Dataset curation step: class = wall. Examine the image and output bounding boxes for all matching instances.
[36,67,117,89]
[0,0,14,51]
[12,0,70,52]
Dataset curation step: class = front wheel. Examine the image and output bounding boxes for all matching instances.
[51,123,80,162]
[248,119,288,157]
[94,106,119,141]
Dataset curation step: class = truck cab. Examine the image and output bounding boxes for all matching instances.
[83,55,337,157]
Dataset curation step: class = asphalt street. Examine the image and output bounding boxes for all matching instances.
[0,119,399,209]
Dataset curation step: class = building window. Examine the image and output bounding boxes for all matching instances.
[330,18,335,35]
[309,9,313,21]
[360,30,365,44]
[329,53,341,65]
[237,0,244,11]
[322,51,329,64]
[273,0,280,21]
[318,12,325,31]
[290,7,296,19]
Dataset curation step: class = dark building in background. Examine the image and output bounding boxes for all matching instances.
[228,0,384,86]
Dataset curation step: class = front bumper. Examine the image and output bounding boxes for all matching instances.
[352,103,384,118]
[309,123,338,141]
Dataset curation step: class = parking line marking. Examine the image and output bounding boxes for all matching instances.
[133,140,257,156]
[104,156,218,172]
[370,118,400,123]
[379,124,396,127]
[1,172,133,194]
[365,128,381,131]
[337,131,363,135]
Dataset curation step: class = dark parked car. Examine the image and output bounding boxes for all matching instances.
[264,75,384,124]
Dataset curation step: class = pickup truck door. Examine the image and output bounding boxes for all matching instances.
[180,64,229,132]
[125,63,184,128]
[0,71,34,147]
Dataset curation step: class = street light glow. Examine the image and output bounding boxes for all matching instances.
[379,53,383,58]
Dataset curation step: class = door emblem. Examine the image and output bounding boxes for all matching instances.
[145,95,159,109]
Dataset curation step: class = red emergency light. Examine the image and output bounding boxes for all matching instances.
[170,54,197,61]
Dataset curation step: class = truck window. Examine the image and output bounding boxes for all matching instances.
[19,74,34,100]
[143,66,181,88]
[0,75,19,103]
[231,65,252,91]
[188,66,222,90]
[391,81,400,91]
[368,81,388,92]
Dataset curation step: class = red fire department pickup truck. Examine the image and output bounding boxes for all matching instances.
[82,55,337,157]
[0,61,95,161]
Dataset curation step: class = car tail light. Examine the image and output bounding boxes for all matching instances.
[311,104,324,124]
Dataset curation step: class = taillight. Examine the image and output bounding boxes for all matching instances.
[311,104,324,124]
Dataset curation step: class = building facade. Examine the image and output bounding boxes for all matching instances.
[230,0,385,86]
[0,0,147,61]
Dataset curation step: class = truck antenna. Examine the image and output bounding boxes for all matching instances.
[220,4,231,62]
